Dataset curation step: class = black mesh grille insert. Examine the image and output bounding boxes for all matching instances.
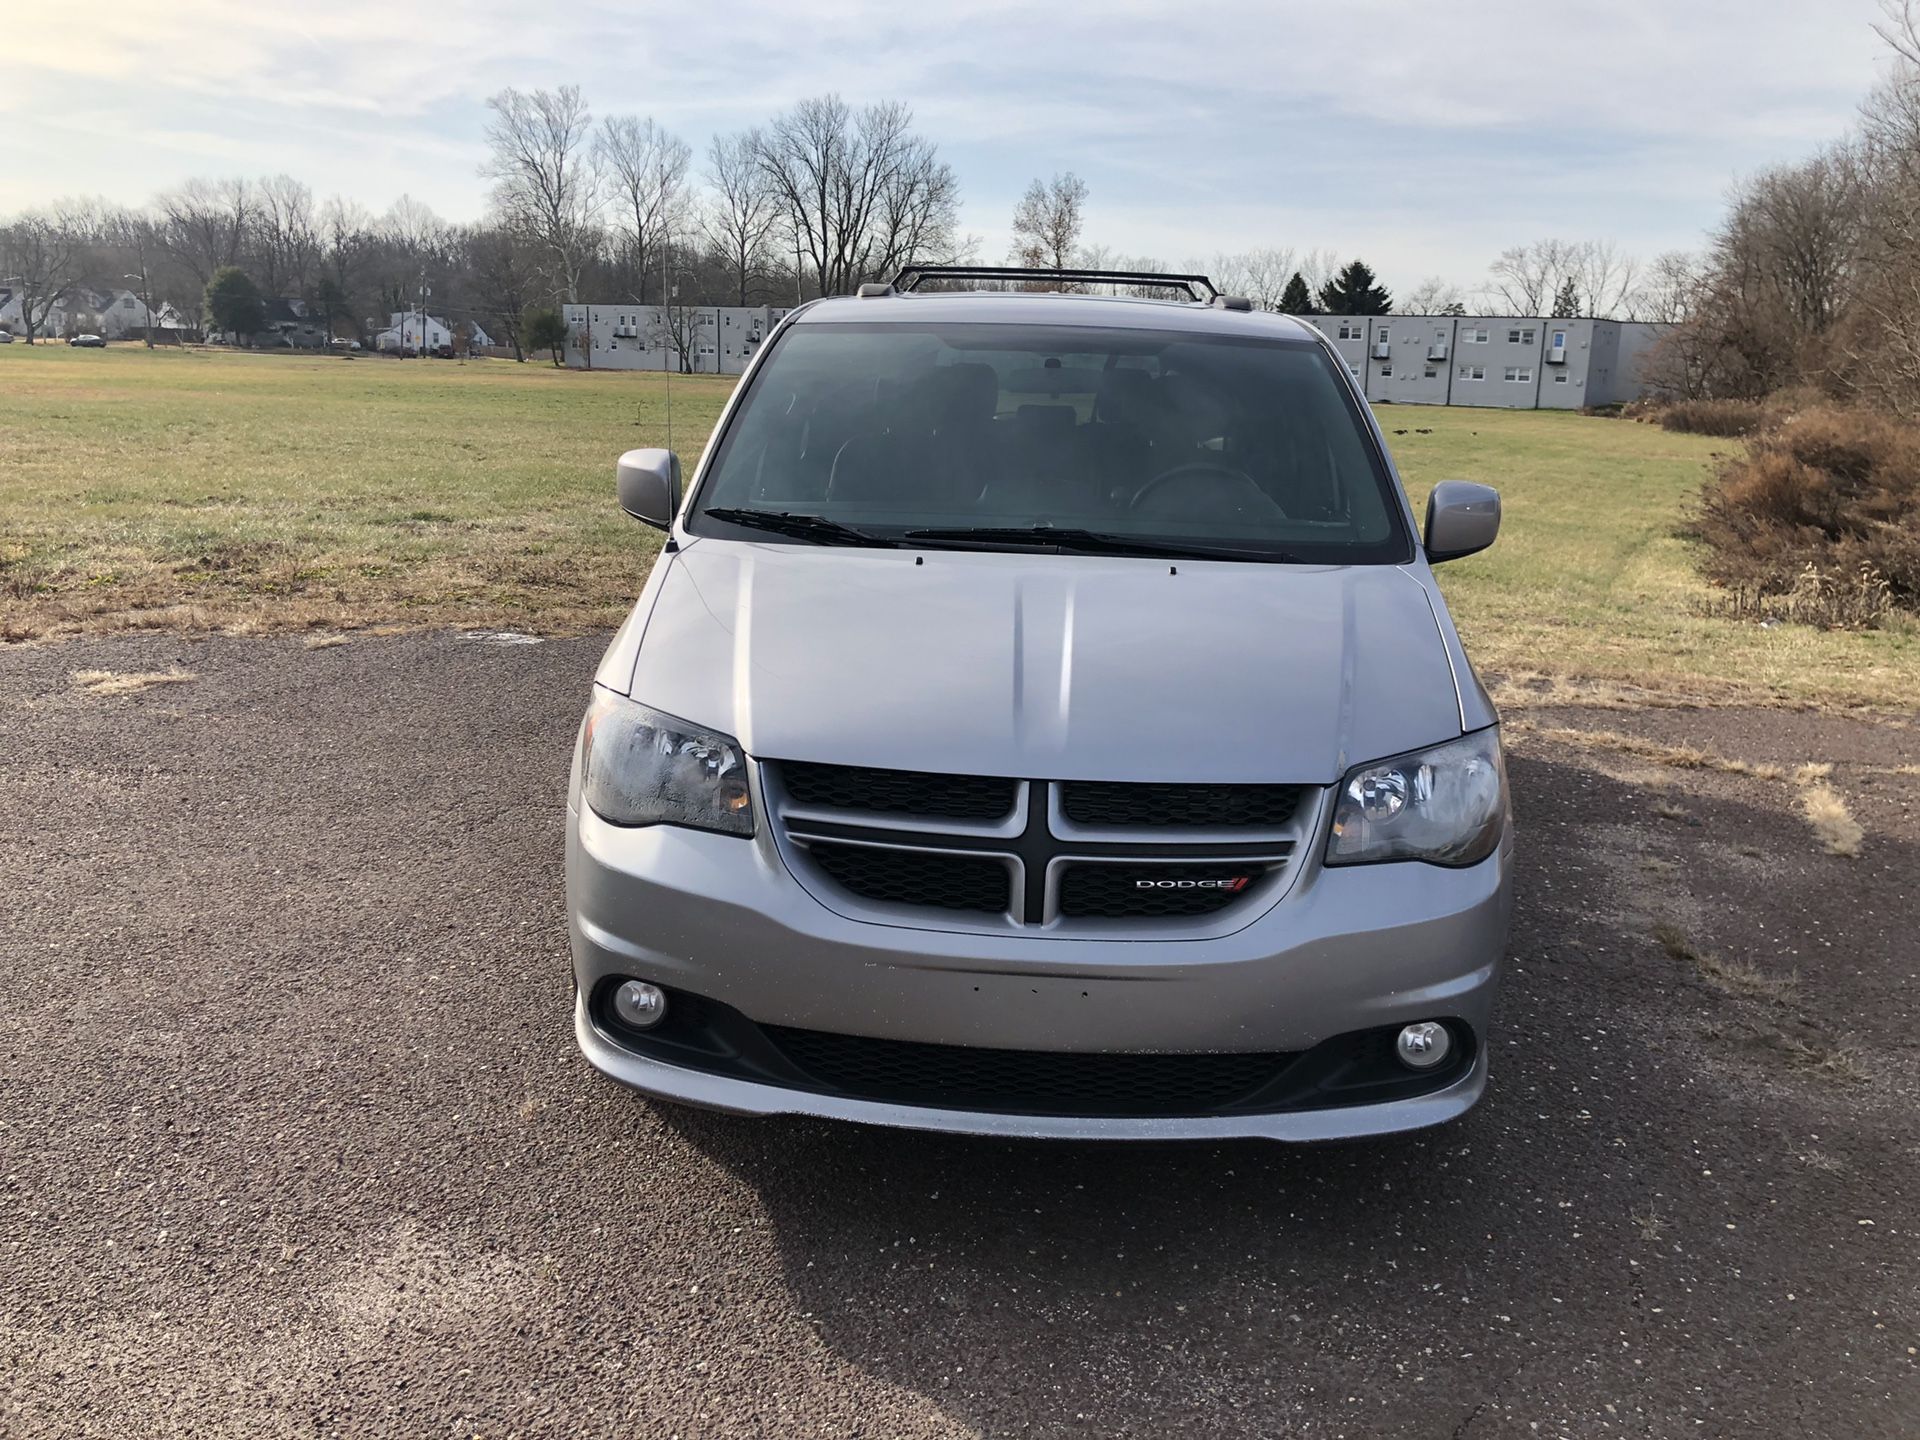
[805,841,1010,914]
[762,1026,1296,1117]
[781,762,1018,821]
[1058,862,1276,918]
[1061,781,1303,829]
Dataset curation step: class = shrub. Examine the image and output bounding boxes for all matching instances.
[1693,405,1920,621]
[1654,398,1768,437]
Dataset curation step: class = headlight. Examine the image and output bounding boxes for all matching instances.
[1326,727,1506,867]
[580,689,754,836]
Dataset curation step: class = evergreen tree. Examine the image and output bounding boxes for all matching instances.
[525,307,569,366]
[1278,271,1316,314]
[1550,277,1581,317]
[204,266,266,344]
[1316,259,1393,316]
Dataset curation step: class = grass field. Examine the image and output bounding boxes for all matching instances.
[3,343,1916,707]
[0,345,735,638]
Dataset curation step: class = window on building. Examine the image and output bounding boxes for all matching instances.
[1505,327,1537,345]
[1463,327,1488,344]
[1379,363,1392,378]
[1377,326,1390,341]
[1346,360,1360,377]
[1551,329,1567,348]
[1503,366,1534,383]
[1337,321,1361,340]
[1458,364,1485,381]
[1424,367,1437,379]
[1554,373,1570,383]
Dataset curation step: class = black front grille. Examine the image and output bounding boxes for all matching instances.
[763,1026,1296,1117]
[1058,861,1279,918]
[1061,780,1302,829]
[806,840,1010,914]
[781,762,1018,821]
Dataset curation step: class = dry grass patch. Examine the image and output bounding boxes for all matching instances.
[1528,724,1870,857]
[303,633,351,650]
[1517,723,1789,780]
[1779,1035,1869,1084]
[1791,762,1863,857]
[70,668,195,697]
[1797,780,1864,856]
[1652,921,1798,1004]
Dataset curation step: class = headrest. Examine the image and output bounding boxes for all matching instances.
[914,363,999,430]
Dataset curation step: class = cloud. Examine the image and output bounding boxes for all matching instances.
[2,0,1899,286]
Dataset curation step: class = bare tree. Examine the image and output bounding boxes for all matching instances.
[1633,251,1703,324]
[1204,248,1300,309]
[1575,240,1642,319]
[1009,171,1087,273]
[755,95,961,298]
[462,224,538,361]
[156,177,253,286]
[1487,238,1582,315]
[105,207,168,346]
[316,197,375,339]
[1489,237,1646,317]
[481,86,601,303]
[254,174,318,299]
[598,115,691,305]
[702,130,781,307]
[1403,275,1468,315]
[0,208,84,342]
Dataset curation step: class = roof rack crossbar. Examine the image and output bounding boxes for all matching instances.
[889,264,1220,302]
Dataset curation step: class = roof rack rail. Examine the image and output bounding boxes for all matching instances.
[888,264,1221,303]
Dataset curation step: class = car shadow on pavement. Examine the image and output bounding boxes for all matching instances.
[657,750,1920,1437]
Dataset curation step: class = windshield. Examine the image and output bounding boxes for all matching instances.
[688,320,1410,563]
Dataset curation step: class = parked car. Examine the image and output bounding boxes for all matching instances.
[0,331,13,343]
[67,334,106,348]
[567,266,1511,1143]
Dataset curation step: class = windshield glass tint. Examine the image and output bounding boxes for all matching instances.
[691,320,1409,562]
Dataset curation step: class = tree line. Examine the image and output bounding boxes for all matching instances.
[1,86,1692,360]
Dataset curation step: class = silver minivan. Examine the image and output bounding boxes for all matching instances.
[567,267,1511,1142]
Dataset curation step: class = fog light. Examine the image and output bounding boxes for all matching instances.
[613,980,668,1030]
[1395,1021,1452,1070]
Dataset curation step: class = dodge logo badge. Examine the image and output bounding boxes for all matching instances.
[1134,876,1251,892]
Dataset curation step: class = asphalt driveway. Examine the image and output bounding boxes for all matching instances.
[3,632,1916,1437]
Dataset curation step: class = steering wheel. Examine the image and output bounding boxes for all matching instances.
[1128,460,1287,519]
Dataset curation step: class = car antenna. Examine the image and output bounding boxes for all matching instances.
[662,240,674,454]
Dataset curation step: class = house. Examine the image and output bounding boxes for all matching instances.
[254,298,330,349]
[373,312,495,354]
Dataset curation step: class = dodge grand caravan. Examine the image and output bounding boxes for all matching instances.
[566,266,1512,1142]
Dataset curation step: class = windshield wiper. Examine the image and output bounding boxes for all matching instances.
[902,525,1300,563]
[702,507,901,548]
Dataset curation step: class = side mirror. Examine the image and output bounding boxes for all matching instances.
[616,448,682,530]
[1424,480,1501,563]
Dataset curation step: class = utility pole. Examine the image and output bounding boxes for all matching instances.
[663,231,673,452]
[124,270,154,349]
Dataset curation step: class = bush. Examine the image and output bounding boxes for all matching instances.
[1693,405,1920,621]
[1653,398,1768,437]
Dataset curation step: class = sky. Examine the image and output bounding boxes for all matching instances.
[3,0,1902,297]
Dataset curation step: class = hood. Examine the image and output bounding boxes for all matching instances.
[621,540,1464,784]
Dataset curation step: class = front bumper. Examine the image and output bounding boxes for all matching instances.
[566,802,1512,1142]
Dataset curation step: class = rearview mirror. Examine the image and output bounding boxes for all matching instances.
[617,448,682,530]
[1424,480,1501,563]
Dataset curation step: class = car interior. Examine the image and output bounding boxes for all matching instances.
[702,326,1400,547]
